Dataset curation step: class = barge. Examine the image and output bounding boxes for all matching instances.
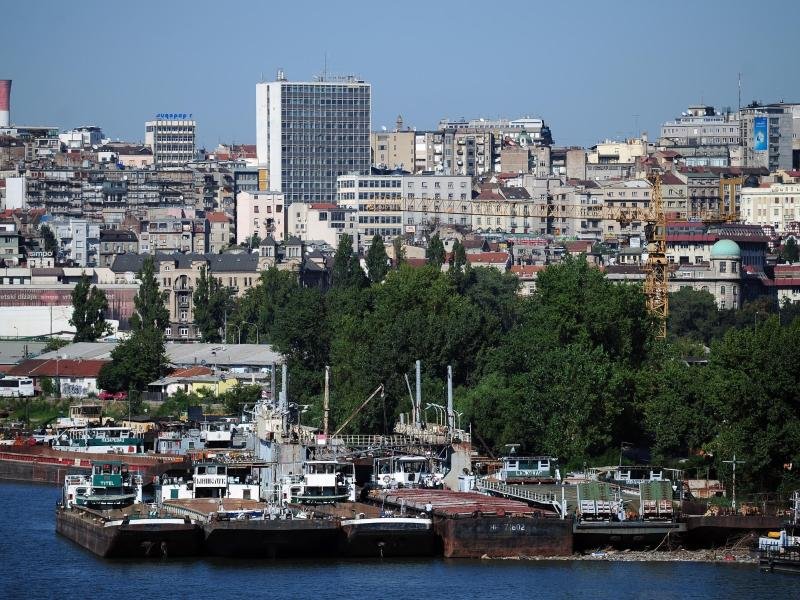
[55,459,203,558]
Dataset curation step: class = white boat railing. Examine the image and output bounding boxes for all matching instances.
[476,477,565,517]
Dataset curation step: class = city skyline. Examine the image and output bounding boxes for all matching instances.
[3,0,800,148]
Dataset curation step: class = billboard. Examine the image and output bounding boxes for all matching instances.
[753,116,768,152]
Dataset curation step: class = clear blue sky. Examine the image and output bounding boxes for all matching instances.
[3,0,799,149]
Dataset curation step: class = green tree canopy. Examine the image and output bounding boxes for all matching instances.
[366,235,389,284]
[98,256,168,392]
[332,234,367,288]
[426,234,445,268]
[70,273,112,342]
[193,266,232,342]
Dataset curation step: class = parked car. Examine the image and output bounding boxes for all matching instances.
[98,391,128,401]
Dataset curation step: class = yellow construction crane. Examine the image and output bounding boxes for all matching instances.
[386,174,670,337]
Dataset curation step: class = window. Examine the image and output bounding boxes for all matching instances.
[254,205,259,213]
[165,327,171,336]
[179,327,189,337]
[719,261,726,273]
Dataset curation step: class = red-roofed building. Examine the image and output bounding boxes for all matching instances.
[206,211,233,253]
[467,251,512,272]
[510,264,545,295]
[7,358,108,397]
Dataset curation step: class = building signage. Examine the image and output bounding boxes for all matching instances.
[27,251,53,258]
[753,116,768,152]
[155,113,193,120]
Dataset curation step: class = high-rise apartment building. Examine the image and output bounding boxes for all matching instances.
[256,71,371,205]
[145,114,197,168]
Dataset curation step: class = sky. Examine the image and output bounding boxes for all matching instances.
[3,0,800,149]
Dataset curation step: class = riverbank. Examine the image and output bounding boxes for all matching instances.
[489,548,757,563]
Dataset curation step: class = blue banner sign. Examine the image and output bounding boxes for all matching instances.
[753,116,768,152]
[156,113,192,120]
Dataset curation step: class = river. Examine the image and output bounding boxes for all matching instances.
[0,481,796,599]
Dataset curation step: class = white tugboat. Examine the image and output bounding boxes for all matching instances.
[279,460,356,504]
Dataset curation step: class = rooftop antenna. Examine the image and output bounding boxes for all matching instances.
[323,52,328,81]
[738,72,742,112]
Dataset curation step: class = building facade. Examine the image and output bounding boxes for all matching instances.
[144,116,197,167]
[256,72,371,204]
[235,191,284,245]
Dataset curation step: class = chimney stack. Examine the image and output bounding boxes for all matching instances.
[0,80,10,127]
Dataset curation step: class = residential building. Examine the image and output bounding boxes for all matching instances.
[206,211,233,253]
[256,71,371,204]
[111,253,268,341]
[371,118,415,170]
[659,105,740,166]
[740,182,800,232]
[471,185,534,234]
[138,217,207,254]
[144,115,197,167]
[98,229,138,268]
[235,190,284,245]
[337,173,402,246]
[58,126,104,150]
[598,179,652,240]
[286,202,357,249]
[52,218,100,266]
[402,174,473,233]
[740,103,793,171]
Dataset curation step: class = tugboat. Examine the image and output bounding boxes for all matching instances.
[56,460,203,558]
[155,459,260,502]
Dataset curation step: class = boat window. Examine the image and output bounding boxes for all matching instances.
[103,464,112,474]
[112,465,120,474]
[93,466,101,475]
[197,466,206,475]
[207,466,217,475]
[539,460,550,470]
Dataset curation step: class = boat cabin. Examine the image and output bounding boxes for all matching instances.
[156,461,260,503]
[373,455,441,488]
[199,419,244,448]
[56,403,104,429]
[61,460,141,510]
[156,426,204,455]
[53,426,144,454]
[280,460,355,505]
[498,456,560,482]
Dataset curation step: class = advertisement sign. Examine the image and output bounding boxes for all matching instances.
[753,116,768,152]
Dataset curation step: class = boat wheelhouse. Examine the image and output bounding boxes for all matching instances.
[372,455,443,489]
[53,426,144,454]
[62,460,142,510]
[280,460,355,505]
[497,455,560,483]
[156,426,205,455]
[156,460,260,503]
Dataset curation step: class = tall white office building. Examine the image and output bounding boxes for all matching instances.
[256,70,371,204]
[145,114,197,168]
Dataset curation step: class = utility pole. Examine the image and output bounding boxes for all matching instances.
[723,454,746,512]
[323,365,330,437]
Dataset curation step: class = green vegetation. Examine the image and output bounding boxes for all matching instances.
[193,266,233,342]
[365,235,389,284]
[98,256,169,392]
[70,273,112,342]
[220,254,800,495]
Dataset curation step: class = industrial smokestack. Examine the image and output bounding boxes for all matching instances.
[0,80,10,127]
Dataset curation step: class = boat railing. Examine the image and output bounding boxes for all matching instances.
[476,477,565,516]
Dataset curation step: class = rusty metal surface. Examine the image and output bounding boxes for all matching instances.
[370,488,539,517]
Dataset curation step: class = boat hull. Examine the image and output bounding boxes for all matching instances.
[56,507,203,558]
[339,518,438,557]
[203,518,340,558]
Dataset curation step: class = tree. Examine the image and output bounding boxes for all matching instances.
[332,234,367,288]
[98,256,168,392]
[221,383,263,415]
[392,237,406,268]
[70,273,112,342]
[248,233,262,248]
[193,267,232,342]
[667,287,720,344]
[426,234,445,268]
[780,237,799,264]
[40,225,57,254]
[366,235,389,284]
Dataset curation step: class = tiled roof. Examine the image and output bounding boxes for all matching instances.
[510,265,544,277]
[7,358,107,378]
[467,252,510,263]
[205,212,230,224]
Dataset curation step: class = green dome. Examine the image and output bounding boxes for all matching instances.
[710,239,741,259]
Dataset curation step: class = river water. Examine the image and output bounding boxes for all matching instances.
[0,481,796,599]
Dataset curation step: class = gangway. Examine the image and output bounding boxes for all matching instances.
[476,477,565,517]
